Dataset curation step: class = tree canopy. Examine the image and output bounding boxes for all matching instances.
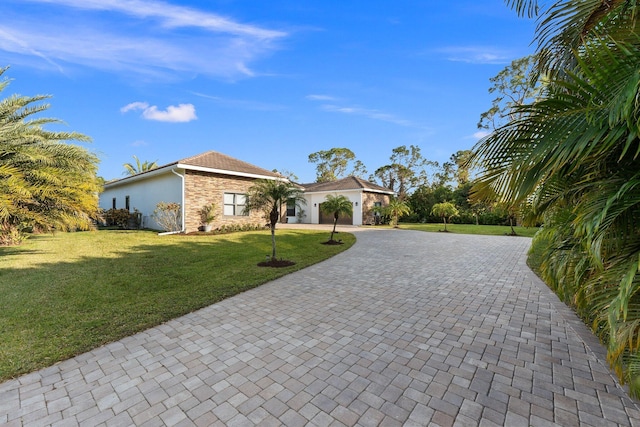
[308,148,367,182]
[0,67,101,245]
[372,145,434,200]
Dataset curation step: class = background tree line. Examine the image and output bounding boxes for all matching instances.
[306,145,513,226]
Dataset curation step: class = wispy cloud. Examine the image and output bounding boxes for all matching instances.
[0,0,287,79]
[305,94,338,101]
[306,95,417,128]
[436,46,512,64]
[191,92,286,111]
[321,104,414,127]
[121,102,197,123]
[468,129,492,139]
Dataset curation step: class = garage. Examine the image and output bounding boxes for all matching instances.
[318,202,353,225]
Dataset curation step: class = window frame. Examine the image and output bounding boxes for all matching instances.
[223,192,248,216]
[286,199,296,217]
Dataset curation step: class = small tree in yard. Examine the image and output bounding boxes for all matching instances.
[431,202,458,232]
[384,198,411,228]
[320,194,353,243]
[244,179,306,262]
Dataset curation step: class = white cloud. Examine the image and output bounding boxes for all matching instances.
[121,102,197,123]
[120,102,149,113]
[436,46,512,64]
[0,0,286,79]
[470,130,492,139]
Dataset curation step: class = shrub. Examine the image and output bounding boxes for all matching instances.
[152,202,182,232]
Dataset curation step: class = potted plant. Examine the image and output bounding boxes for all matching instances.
[199,203,217,232]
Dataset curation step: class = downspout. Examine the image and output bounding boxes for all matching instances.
[159,168,186,235]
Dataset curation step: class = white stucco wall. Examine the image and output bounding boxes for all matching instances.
[99,169,183,230]
[303,190,363,225]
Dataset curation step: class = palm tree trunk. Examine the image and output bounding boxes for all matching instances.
[270,206,278,259]
[443,217,447,232]
[331,216,338,241]
[271,225,276,259]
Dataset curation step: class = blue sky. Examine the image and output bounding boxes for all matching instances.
[1,0,536,183]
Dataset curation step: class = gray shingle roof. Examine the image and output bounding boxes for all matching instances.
[178,151,282,179]
[104,150,282,187]
[301,176,394,194]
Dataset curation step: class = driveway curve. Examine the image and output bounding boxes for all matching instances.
[1,228,639,426]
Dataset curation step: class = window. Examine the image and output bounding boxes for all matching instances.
[286,199,296,217]
[374,201,382,216]
[224,193,248,216]
[125,196,130,211]
[112,198,116,209]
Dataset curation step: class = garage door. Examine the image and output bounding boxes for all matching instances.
[318,203,353,225]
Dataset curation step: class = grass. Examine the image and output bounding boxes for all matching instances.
[0,228,355,382]
[397,222,540,237]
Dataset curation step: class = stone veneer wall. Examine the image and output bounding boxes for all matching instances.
[362,192,391,225]
[183,170,266,232]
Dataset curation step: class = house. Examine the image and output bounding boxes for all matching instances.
[99,151,394,232]
[298,176,394,226]
[100,151,285,232]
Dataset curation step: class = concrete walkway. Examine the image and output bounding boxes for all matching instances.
[1,228,639,426]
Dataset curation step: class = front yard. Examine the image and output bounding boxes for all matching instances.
[0,229,355,382]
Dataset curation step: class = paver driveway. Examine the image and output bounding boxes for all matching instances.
[1,229,639,426]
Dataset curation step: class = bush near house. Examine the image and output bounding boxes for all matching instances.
[102,208,141,229]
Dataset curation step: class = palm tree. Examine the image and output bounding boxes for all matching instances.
[0,67,101,245]
[320,194,353,242]
[384,198,411,228]
[431,202,458,232]
[123,155,158,176]
[471,1,640,395]
[244,179,306,260]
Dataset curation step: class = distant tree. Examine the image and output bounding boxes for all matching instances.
[383,198,411,228]
[450,150,474,186]
[372,145,435,200]
[244,179,306,260]
[308,148,367,182]
[123,155,158,176]
[272,168,299,182]
[477,54,541,132]
[0,67,101,245]
[320,194,353,242]
[431,202,459,232]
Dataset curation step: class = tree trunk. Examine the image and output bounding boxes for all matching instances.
[271,225,277,259]
[331,213,338,241]
[270,206,279,259]
[443,216,448,232]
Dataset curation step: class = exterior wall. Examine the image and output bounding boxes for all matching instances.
[99,171,182,230]
[183,170,265,232]
[302,190,363,225]
[362,192,391,225]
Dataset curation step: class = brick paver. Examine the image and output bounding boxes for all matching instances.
[1,228,639,426]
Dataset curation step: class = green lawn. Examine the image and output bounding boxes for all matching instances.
[397,222,540,237]
[0,229,355,381]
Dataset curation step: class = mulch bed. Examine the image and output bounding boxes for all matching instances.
[257,259,296,268]
[321,240,343,245]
